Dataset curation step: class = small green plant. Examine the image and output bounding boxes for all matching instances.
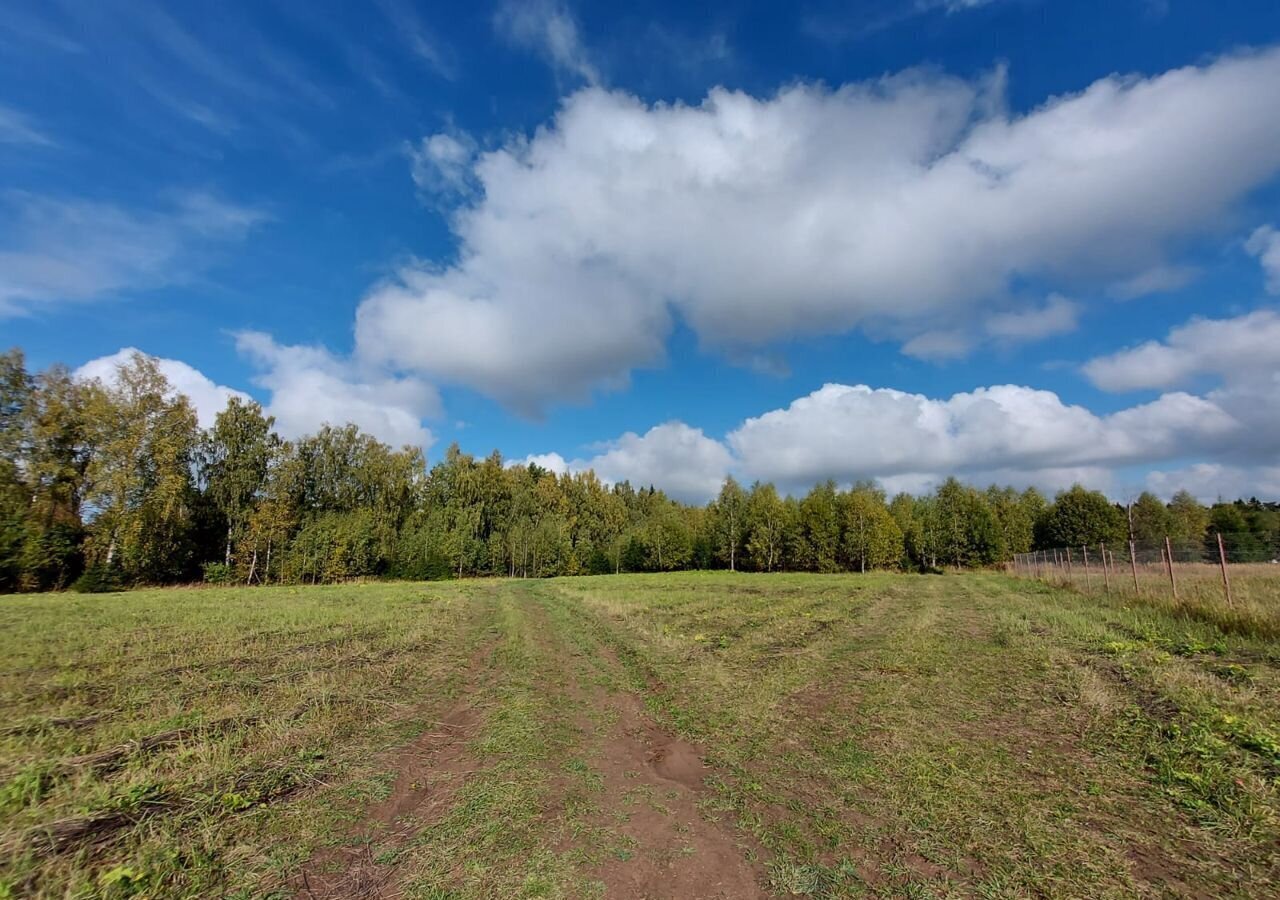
[1209,663,1252,686]
[201,561,234,584]
[98,865,149,897]
[0,767,48,812]
[70,563,122,593]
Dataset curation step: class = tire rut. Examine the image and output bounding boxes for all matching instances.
[523,585,769,899]
[291,633,499,900]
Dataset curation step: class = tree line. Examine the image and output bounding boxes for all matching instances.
[1,349,1276,592]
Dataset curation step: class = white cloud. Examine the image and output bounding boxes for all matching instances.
[1082,309,1280,392]
[0,192,265,316]
[581,422,732,502]
[235,332,439,449]
[902,330,973,361]
[934,0,999,11]
[1246,225,1280,294]
[357,48,1280,410]
[375,0,456,79]
[510,452,571,474]
[726,382,1238,492]
[1107,264,1198,300]
[985,294,1080,341]
[74,348,249,429]
[407,132,477,199]
[494,0,599,85]
[0,104,53,146]
[515,352,1280,501]
[520,423,731,502]
[1146,463,1280,504]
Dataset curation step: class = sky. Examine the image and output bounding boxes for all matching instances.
[3,0,1280,504]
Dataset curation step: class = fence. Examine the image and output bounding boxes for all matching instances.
[1009,533,1280,636]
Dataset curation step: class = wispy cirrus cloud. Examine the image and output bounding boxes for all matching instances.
[0,191,267,316]
[494,0,600,85]
[375,0,458,80]
[0,104,54,146]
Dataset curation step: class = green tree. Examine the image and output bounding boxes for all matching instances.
[840,484,903,572]
[985,485,1040,558]
[81,354,200,583]
[1037,485,1126,550]
[19,366,91,588]
[745,482,787,571]
[1166,490,1209,543]
[935,478,1005,567]
[0,349,32,590]
[797,481,841,572]
[709,476,747,571]
[202,398,280,572]
[1128,491,1171,543]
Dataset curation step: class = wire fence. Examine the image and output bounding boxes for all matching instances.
[1009,533,1280,636]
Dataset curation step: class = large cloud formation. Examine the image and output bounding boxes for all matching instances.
[356,48,1280,411]
[512,422,732,503]
[514,306,1280,502]
[235,332,439,449]
[76,337,439,450]
[77,306,1278,503]
[75,348,249,429]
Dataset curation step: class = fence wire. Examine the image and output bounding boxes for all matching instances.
[1010,532,1280,610]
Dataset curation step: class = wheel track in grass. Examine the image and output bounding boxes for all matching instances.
[523,580,772,900]
[289,621,502,900]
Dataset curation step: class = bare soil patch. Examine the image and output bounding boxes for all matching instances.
[585,687,769,899]
[291,639,497,900]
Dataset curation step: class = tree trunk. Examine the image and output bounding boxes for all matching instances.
[225,524,233,567]
[247,546,258,584]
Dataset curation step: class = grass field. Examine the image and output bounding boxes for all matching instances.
[2,573,1278,899]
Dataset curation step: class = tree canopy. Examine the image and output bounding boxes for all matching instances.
[1,347,1274,592]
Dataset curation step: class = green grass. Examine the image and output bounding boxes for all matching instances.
[2,572,1278,898]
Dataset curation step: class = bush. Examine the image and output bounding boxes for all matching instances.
[201,562,233,584]
[70,564,122,594]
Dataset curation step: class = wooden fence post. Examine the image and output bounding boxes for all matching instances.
[1217,533,1233,608]
[1164,536,1177,600]
[1082,545,1092,591]
[1129,540,1140,595]
[1100,543,1110,593]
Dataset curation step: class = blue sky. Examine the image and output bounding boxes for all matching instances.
[3,0,1280,502]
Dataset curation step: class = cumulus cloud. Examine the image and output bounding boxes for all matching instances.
[517,423,731,502]
[357,48,1280,411]
[235,332,439,449]
[1246,225,1280,293]
[1146,463,1280,504]
[1083,309,1280,392]
[0,192,265,316]
[985,294,1080,342]
[74,348,249,429]
[493,0,599,85]
[725,383,1237,492]
[517,347,1280,502]
[581,422,732,502]
[510,452,571,474]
